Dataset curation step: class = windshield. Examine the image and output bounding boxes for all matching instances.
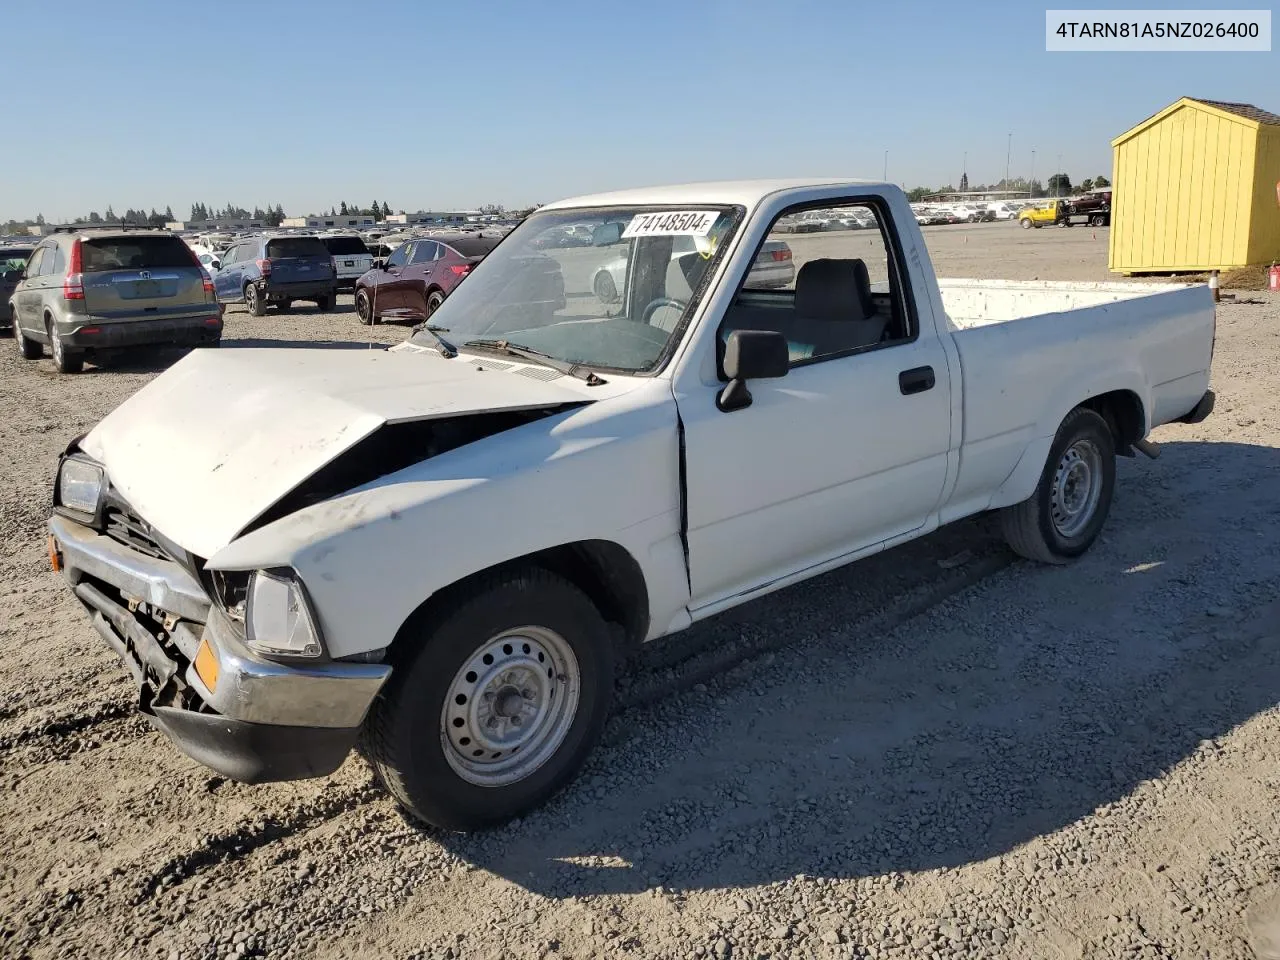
[413,205,741,373]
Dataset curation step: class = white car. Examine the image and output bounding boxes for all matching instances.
[319,234,374,290]
[47,178,1216,831]
[591,235,795,303]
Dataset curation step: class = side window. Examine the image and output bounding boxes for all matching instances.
[38,244,60,276]
[410,241,438,265]
[223,244,241,265]
[23,247,45,277]
[50,245,67,275]
[719,200,915,367]
[386,243,409,268]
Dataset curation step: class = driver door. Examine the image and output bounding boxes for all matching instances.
[372,241,412,313]
[676,197,953,612]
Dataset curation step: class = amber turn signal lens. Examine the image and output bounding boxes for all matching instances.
[194,638,219,694]
[48,536,62,573]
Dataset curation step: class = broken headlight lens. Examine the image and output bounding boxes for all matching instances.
[245,570,323,659]
[58,457,104,515]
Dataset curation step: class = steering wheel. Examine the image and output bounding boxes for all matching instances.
[640,297,688,327]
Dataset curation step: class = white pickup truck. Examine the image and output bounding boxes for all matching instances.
[47,179,1216,830]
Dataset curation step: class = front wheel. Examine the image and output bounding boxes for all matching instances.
[14,319,41,360]
[363,568,614,830]
[1021,219,1031,229]
[1000,407,1116,564]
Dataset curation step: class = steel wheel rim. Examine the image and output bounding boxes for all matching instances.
[1051,439,1103,538]
[246,287,257,310]
[441,626,580,787]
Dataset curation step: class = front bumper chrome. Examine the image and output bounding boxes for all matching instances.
[48,514,392,781]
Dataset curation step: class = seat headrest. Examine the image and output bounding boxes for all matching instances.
[794,258,875,322]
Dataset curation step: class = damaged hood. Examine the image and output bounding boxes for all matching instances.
[80,346,589,557]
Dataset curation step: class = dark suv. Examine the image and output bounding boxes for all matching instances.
[212,235,338,316]
[1,244,35,328]
[9,228,222,373]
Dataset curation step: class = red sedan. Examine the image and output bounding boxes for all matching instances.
[354,235,500,325]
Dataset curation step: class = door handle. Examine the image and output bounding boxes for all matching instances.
[898,365,935,395]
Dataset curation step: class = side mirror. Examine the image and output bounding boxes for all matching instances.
[717,329,789,412]
[592,222,623,246]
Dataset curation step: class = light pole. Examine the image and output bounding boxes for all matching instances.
[963,150,967,187]
[1005,133,1012,192]
[883,150,888,180]
[1030,149,1036,196]
[1057,152,1062,196]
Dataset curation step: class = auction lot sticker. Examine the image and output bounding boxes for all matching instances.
[622,211,720,238]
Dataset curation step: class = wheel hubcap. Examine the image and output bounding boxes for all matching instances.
[1050,439,1103,538]
[441,626,580,787]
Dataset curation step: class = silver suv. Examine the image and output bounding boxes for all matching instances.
[10,227,223,373]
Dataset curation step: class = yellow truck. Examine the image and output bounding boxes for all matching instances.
[1017,199,1073,229]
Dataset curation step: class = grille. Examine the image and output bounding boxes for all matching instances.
[104,505,166,559]
[467,358,514,372]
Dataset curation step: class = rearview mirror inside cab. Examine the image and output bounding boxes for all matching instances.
[718,329,789,412]
[592,222,623,246]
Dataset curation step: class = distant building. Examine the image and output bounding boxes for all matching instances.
[166,218,265,232]
[385,210,482,225]
[27,224,56,236]
[280,215,376,229]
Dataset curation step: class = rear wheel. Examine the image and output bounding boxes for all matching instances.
[424,289,445,317]
[355,288,375,325]
[363,567,614,830]
[1000,407,1116,564]
[244,283,266,317]
[14,319,41,360]
[48,321,83,374]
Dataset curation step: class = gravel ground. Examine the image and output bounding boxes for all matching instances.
[1,224,1278,960]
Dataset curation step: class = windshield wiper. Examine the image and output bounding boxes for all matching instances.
[462,339,605,385]
[409,323,457,358]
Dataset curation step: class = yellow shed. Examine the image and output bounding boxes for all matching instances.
[1109,97,1280,274]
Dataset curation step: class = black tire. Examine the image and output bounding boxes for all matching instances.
[1000,407,1116,564]
[275,299,292,313]
[48,322,84,374]
[1021,219,1031,229]
[424,289,444,317]
[316,295,333,311]
[245,283,266,317]
[593,270,618,304]
[363,567,614,830]
[355,288,375,325]
[14,320,41,360]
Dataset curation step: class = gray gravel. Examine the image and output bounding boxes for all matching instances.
[2,233,1278,960]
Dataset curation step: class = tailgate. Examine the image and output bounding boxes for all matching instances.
[265,238,335,285]
[80,236,210,319]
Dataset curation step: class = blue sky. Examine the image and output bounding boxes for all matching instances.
[1,0,1275,221]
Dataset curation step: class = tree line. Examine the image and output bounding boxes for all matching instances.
[905,174,1110,202]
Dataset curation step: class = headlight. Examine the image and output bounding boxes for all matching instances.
[245,570,323,659]
[58,458,104,515]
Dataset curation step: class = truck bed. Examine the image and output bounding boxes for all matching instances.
[934,278,1215,523]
